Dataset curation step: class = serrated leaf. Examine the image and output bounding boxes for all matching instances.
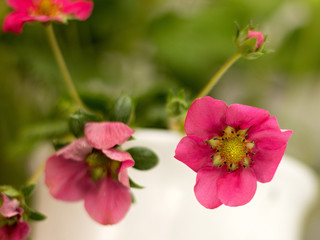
[129,178,144,189]
[28,211,46,221]
[127,147,159,170]
[20,184,35,198]
[69,108,100,138]
[112,95,133,124]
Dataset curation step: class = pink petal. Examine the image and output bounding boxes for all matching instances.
[45,155,92,201]
[3,12,34,34]
[217,168,257,206]
[85,122,134,150]
[251,144,288,183]
[248,129,292,151]
[247,116,281,135]
[102,148,134,173]
[194,167,223,209]
[185,97,227,140]
[84,177,131,225]
[175,136,213,172]
[57,138,92,161]
[248,30,264,51]
[10,222,30,240]
[0,226,8,240]
[118,169,130,188]
[0,193,21,218]
[0,221,30,240]
[63,1,93,20]
[226,104,270,130]
[6,0,33,10]
[30,15,64,22]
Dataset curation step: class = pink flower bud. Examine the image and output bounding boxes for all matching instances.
[248,30,264,51]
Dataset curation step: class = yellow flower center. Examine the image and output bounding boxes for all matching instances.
[207,126,255,171]
[86,150,121,181]
[219,136,247,164]
[30,0,62,17]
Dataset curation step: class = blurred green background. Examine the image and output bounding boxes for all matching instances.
[0,0,320,238]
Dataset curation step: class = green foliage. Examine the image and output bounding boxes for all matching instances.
[127,147,159,171]
[20,184,36,198]
[21,121,69,140]
[1,0,320,188]
[69,108,100,137]
[0,186,20,198]
[111,95,134,124]
[28,211,47,221]
[129,178,144,189]
[166,89,188,118]
[23,205,46,221]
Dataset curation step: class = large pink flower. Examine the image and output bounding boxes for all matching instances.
[0,193,30,240]
[175,97,292,209]
[45,122,135,225]
[3,0,93,34]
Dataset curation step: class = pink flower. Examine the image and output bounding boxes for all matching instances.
[45,122,135,225]
[0,193,30,240]
[175,97,292,209]
[3,0,93,34]
[248,30,264,51]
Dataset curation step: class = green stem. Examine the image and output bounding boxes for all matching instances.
[45,24,85,109]
[196,52,241,98]
[26,162,45,185]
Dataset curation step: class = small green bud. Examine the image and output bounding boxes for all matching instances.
[111,95,134,124]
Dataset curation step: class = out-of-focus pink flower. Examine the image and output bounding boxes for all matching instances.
[175,97,292,209]
[45,122,135,225]
[3,0,93,34]
[0,193,30,240]
[248,30,264,51]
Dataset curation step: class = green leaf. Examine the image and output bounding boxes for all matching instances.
[235,25,249,45]
[246,52,264,60]
[131,192,136,204]
[28,211,46,221]
[0,185,20,198]
[20,184,35,198]
[69,108,100,138]
[127,147,159,170]
[129,178,144,189]
[111,95,133,124]
[52,140,70,150]
[80,91,113,118]
[239,37,257,56]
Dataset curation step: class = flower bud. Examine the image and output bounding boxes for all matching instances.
[234,25,268,60]
[248,30,264,51]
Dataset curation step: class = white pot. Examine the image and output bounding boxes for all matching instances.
[31,129,318,240]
